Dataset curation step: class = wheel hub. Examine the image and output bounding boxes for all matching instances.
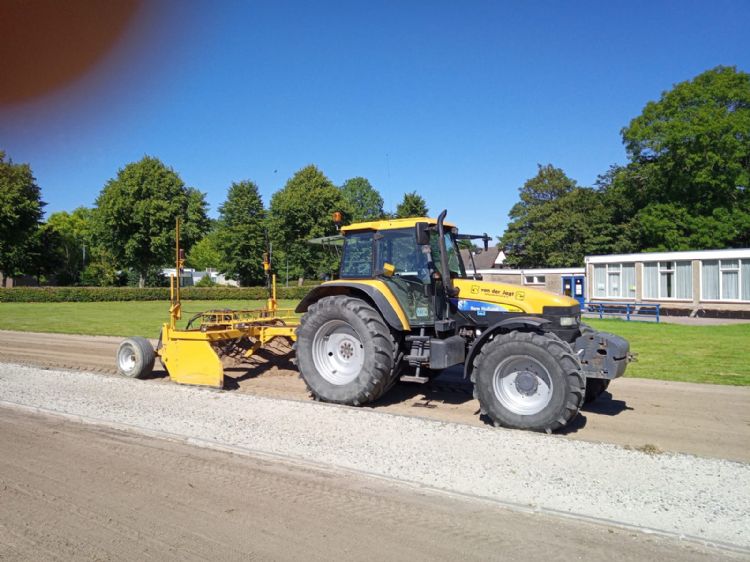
[492,356,554,416]
[514,371,539,395]
[312,320,365,385]
[339,341,355,360]
[118,346,136,372]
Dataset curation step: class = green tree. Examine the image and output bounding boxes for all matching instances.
[395,191,428,218]
[43,207,94,285]
[616,66,750,249]
[268,165,348,279]
[93,156,210,287]
[0,151,44,284]
[500,165,619,267]
[80,246,122,286]
[25,222,65,284]
[340,177,384,222]
[215,181,266,286]
[186,231,222,272]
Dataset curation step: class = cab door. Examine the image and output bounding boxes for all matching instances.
[375,228,435,326]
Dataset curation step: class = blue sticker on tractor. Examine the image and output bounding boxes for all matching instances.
[453,299,508,313]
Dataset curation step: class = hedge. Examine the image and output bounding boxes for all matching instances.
[0,286,312,303]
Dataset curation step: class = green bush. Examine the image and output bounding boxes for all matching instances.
[0,285,313,303]
[195,275,217,287]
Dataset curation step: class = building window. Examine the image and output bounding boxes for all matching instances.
[643,261,692,300]
[593,264,635,298]
[524,275,545,285]
[702,259,750,301]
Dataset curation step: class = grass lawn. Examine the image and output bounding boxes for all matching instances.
[0,300,300,339]
[1,301,748,386]
[586,319,750,386]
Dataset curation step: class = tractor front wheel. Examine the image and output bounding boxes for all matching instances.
[584,379,610,403]
[473,331,585,433]
[296,295,397,406]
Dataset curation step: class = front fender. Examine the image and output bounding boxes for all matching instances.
[296,281,410,331]
[463,316,551,380]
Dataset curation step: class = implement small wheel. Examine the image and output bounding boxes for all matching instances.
[473,331,585,433]
[116,337,156,379]
[296,295,396,406]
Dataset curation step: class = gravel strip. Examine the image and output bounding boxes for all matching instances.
[1,363,748,549]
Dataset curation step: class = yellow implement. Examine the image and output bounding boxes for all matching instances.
[116,220,298,388]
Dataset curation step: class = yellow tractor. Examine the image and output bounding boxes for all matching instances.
[116,211,632,433]
[294,210,632,432]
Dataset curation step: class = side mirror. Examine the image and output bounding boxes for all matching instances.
[415,222,430,246]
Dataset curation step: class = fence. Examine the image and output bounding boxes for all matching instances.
[583,301,661,323]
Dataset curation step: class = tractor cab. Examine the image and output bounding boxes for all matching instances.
[338,217,465,326]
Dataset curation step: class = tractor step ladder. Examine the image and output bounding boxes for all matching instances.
[401,331,431,383]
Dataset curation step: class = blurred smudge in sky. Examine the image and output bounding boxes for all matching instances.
[0,0,143,105]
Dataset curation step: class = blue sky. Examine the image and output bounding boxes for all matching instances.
[1,0,748,239]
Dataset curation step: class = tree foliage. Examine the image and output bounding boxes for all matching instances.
[215,181,266,286]
[268,165,347,279]
[186,231,222,272]
[395,191,429,218]
[340,177,384,223]
[41,207,94,284]
[617,66,750,250]
[0,151,44,281]
[93,156,210,286]
[500,165,620,267]
[500,66,750,265]
[622,65,750,213]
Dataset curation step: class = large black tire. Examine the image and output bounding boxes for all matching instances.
[472,331,585,433]
[116,337,155,379]
[295,296,397,406]
[584,379,610,404]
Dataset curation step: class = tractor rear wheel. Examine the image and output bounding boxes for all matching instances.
[116,337,155,379]
[296,295,397,406]
[473,331,585,433]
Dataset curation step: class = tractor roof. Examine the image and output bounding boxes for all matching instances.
[341,217,456,233]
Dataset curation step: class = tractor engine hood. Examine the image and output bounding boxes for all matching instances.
[452,279,579,315]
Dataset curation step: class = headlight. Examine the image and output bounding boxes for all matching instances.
[559,316,578,327]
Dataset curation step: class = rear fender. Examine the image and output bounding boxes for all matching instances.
[296,282,409,331]
[463,316,550,380]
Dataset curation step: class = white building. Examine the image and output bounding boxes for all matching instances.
[585,248,750,314]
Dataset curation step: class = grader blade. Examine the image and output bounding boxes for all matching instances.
[159,327,224,388]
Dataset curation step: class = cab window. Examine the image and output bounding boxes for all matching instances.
[430,232,464,278]
[340,232,373,278]
[375,229,429,281]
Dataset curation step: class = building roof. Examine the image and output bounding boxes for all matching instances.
[586,248,750,264]
[461,247,503,270]
[474,267,585,275]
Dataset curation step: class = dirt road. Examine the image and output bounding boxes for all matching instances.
[1,329,749,462]
[0,407,740,561]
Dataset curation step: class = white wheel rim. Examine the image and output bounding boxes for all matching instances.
[312,320,365,385]
[492,355,554,415]
[118,345,136,373]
